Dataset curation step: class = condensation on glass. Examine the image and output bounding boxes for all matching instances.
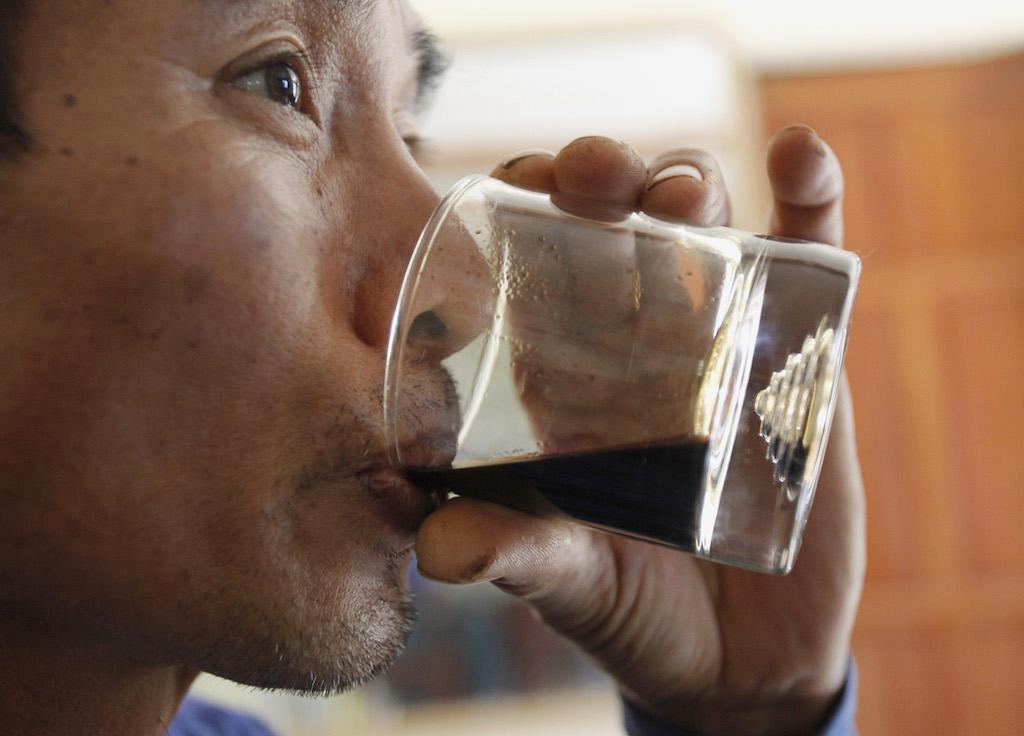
[386,176,860,574]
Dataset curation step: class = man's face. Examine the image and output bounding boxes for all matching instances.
[0,0,452,692]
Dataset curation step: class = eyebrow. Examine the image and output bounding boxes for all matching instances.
[410,28,450,113]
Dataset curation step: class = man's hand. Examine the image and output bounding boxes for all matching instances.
[415,129,865,736]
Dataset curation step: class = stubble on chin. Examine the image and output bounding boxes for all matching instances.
[197,550,418,697]
[208,368,456,696]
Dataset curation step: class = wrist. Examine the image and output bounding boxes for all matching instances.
[623,679,847,736]
[684,696,837,736]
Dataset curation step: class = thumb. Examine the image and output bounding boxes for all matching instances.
[415,497,615,629]
[416,498,721,709]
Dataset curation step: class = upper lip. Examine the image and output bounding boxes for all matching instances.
[363,464,442,498]
[384,430,458,472]
[354,446,454,479]
[355,431,457,498]
[359,461,448,532]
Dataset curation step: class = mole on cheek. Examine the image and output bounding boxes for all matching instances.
[63,93,77,108]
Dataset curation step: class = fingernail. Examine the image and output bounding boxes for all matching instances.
[647,164,704,189]
[454,549,499,583]
[781,125,827,156]
[500,148,555,169]
[567,135,605,146]
[416,548,498,584]
[783,124,818,137]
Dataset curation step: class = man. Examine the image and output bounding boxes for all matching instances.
[0,0,864,734]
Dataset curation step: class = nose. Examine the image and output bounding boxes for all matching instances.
[396,208,497,369]
[351,160,440,350]
[354,165,494,369]
[353,161,493,471]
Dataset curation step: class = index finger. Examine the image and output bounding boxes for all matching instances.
[767,126,844,248]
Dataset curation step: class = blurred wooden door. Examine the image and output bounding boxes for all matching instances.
[761,53,1024,734]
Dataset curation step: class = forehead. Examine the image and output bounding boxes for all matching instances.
[27,0,411,62]
[192,0,405,38]
[199,0,377,18]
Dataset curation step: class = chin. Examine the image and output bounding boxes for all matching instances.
[185,549,417,696]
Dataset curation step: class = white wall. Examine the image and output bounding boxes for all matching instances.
[412,0,1024,71]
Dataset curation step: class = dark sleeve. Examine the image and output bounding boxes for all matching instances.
[623,661,858,736]
[166,697,278,736]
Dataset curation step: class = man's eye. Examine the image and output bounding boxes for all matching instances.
[232,62,303,110]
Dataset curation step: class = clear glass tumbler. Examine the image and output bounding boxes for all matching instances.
[385,175,860,573]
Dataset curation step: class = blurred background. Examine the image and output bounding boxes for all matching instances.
[193,1,1024,733]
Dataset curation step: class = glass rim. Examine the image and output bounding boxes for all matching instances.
[384,175,487,467]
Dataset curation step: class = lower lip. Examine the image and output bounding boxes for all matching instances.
[363,468,445,534]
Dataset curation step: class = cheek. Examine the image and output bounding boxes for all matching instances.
[1,130,376,536]
[115,150,354,471]
[1,141,407,641]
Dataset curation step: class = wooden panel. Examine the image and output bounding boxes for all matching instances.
[852,628,959,735]
[844,302,933,582]
[831,118,928,266]
[938,284,1024,574]
[761,52,1024,735]
[854,623,1024,735]
[947,623,1024,734]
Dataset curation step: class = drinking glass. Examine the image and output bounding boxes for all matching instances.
[385,175,860,574]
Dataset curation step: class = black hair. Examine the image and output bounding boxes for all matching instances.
[0,0,30,155]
